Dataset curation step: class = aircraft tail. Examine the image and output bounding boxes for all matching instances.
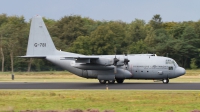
[25,15,57,57]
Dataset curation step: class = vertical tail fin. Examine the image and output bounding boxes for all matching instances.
[26,15,57,57]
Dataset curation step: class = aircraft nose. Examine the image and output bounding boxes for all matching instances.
[175,67,186,76]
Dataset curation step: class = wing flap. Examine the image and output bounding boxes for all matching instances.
[61,56,99,63]
[62,56,113,66]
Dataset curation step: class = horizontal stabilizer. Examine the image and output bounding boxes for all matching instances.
[18,56,46,58]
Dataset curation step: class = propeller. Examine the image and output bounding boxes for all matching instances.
[113,56,119,66]
[124,58,130,65]
[113,55,119,73]
[124,53,130,69]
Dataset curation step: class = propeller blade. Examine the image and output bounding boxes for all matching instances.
[124,53,130,70]
[113,56,119,66]
[124,58,130,65]
[114,66,117,73]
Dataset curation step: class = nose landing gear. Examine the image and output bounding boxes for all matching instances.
[162,78,169,84]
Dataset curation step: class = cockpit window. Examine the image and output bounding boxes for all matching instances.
[166,59,179,68]
[172,60,179,68]
[174,61,179,67]
[166,60,173,64]
[166,60,178,67]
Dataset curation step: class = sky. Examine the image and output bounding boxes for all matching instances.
[0,0,200,23]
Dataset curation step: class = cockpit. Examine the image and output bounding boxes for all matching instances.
[165,59,185,78]
[166,59,179,68]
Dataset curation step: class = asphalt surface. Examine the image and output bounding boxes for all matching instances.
[0,82,200,90]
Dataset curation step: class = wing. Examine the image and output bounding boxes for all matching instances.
[61,56,99,63]
[61,56,116,70]
[61,56,114,66]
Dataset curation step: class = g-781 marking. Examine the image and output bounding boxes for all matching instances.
[34,43,46,47]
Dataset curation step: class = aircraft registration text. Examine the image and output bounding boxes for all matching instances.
[34,43,46,47]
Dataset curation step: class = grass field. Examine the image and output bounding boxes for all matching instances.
[0,70,200,112]
[0,90,200,112]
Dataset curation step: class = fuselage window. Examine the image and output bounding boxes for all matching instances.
[169,66,173,70]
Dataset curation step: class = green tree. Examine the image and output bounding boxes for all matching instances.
[190,58,198,69]
[171,26,200,67]
[144,28,173,56]
[53,15,89,47]
[149,14,163,29]
[0,14,8,72]
[90,25,115,55]
[128,40,147,54]
[70,36,92,55]
[126,19,146,43]
[90,22,126,55]
[169,24,185,39]
[144,27,155,51]
[108,21,126,54]
[0,15,28,72]
[162,22,177,31]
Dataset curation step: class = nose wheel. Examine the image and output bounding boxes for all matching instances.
[162,78,169,84]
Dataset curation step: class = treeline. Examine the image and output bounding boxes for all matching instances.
[0,13,200,72]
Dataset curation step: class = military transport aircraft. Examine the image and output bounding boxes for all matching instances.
[20,15,185,84]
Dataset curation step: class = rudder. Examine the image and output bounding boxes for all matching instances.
[26,15,57,56]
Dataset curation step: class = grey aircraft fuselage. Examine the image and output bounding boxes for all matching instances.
[21,15,186,84]
[46,54,185,82]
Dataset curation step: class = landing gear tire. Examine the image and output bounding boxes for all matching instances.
[116,79,124,84]
[162,78,169,84]
[108,80,115,84]
[99,80,107,84]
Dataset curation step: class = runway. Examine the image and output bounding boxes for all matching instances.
[0,82,200,90]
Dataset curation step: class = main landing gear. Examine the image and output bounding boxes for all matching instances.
[99,80,115,84]
[99,80,107,84]
[162,78,169,84]
[98,79,124,84]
